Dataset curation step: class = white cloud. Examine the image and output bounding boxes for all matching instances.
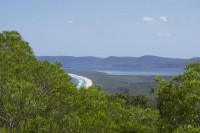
[142,16,168,24]
[159,16,168,22]
[67,20,75,24]
[158,33,171,37]
[142,16,156,24]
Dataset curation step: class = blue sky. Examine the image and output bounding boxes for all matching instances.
[0,0,200,58]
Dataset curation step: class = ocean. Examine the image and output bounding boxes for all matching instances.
[69,74,87,88]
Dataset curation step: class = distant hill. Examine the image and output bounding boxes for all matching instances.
[38,55,200,69]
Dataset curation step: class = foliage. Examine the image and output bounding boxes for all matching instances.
[0,31,75,132]
[1,30,199,132]
[0,31,158,132]
[173,125,200,133]
[155,62,200,132]
[113,91,151,109]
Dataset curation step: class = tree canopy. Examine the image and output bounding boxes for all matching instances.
[0,31,199,132]
[155,62,200,132]
[0,31,159,132]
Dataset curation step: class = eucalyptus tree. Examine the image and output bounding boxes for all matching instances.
[155,62,200,132]
[0,30,159,132]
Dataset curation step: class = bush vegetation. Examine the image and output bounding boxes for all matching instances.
[0,31,199,132]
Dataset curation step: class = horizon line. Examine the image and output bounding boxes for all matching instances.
[36,55,200,60]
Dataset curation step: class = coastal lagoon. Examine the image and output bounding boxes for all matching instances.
[96,67,184,76]
[65,66,184,76]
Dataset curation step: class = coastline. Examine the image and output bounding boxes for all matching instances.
[68,73,93,88]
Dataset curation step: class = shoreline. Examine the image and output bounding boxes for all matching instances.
[68,73,93,88]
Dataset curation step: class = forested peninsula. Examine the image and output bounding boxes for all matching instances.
[0,31,199,132]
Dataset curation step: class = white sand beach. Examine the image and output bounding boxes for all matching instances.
[68,73,93,88]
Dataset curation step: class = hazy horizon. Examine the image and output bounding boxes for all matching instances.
[1,0,200,58]
[38,55,200,60]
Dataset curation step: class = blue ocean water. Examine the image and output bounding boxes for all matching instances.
[69,74,87,88]
[71,77,79,84]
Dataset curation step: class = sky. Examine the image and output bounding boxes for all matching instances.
[0,0,200,58]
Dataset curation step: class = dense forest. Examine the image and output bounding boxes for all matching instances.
[0,31,199,132]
